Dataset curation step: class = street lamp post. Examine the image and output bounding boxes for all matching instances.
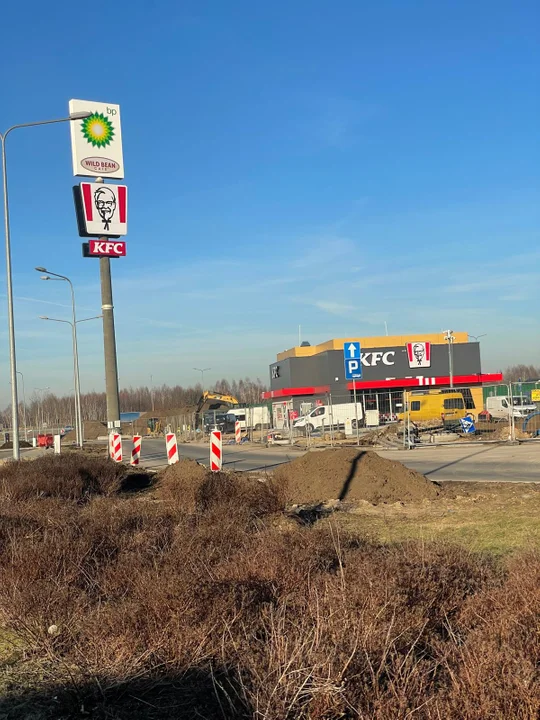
[38,313,102,446]
[17,371,27,442]
[444,330,455,388]
[36,267,91,445]
[0,110,91,460]
[193,367,211,389]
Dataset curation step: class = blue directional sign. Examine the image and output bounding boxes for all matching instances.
[344,342,362,379]
[459,416,476,434]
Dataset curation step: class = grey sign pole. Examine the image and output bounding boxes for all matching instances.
[100,254,121,431]
[353,377,360,445]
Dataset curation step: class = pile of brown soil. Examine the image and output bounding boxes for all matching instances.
[487,424,529,442]
[155,457,285,515]
[156,457,211,512]
[0,440,32,449]
[275,448,440,505]
[360,424,401,447]
[62,421,107,443]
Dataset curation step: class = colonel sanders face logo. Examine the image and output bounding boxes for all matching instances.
[94,186,116,231]
[413,343,425,365]
[407,341,431,368]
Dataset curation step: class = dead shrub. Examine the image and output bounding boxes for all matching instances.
[0,455,538,718]
[0,453,126,500]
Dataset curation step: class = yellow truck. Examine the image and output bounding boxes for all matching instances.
[399,390,469,424]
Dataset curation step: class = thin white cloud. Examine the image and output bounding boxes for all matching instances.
[313,301,355,315]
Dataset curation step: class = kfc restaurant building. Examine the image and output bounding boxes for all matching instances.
[262,332,502,426]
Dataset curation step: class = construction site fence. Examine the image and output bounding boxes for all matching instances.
[123,383,540,445]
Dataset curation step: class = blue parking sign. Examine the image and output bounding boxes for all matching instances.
[344,342,362,379]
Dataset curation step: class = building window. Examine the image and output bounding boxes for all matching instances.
[444,398,465,410]
[411,401,421,411]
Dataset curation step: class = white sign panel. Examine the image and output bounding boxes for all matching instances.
[406,342,431,369]
[79,182,127,236]
[69,99,124,179]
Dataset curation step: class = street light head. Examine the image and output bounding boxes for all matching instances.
[39,316,49,320]
[35,266,47,273]
[40,275,50,281]
[69,110,92,120]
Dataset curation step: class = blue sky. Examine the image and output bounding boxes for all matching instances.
[0,0,539,405]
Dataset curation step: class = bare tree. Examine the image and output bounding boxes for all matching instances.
[1,377,268,428]
[504,365,540,383]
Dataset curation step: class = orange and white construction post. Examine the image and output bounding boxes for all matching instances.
[210,430,222,472]
[166,432,179,464]
[235,421,241,444]
[131,435,142,466]
[110,433,122,463]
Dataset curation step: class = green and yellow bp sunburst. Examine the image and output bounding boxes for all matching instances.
[81,113,115,148]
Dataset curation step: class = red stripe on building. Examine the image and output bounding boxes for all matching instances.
[117,185,127,223]
[261,385,331,400]
[82,183,93,221]
[346,373,503,391]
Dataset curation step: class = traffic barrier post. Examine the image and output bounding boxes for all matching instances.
[166,432,179,464]
[111,433,122,463]
[235,421,241,444]
[210,430,222,472]
[131,435,142,465]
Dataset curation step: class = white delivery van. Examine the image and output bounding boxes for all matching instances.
[485,395,536,421]
[226,406,271,430]
[293,403,363,433]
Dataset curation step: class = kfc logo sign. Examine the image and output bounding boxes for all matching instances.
[78,182,128,237]
[406,342,431,369]
[361,351,395,366]
[89,240,126,257]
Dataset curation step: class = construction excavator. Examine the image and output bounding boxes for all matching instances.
[195,391,239,429]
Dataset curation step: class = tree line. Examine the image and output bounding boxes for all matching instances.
[502,365,540,383]
[0,377,267,430]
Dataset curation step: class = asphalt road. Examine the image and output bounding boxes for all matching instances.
[125,437,540,483]
[377,442,540,483]
[126,437,302,473]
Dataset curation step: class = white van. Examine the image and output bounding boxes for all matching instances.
[226,406,271,430]
[485,395,536,421]
[293,403,363,433]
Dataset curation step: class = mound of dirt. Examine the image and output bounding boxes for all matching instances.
[360,424,401,447]
[0,440,32,449]
[62,421,107,443]
[275,448,439,505]
[156,457,210,512]
[155,457,285,515]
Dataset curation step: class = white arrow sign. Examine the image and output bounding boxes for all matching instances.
[348,343,357,357]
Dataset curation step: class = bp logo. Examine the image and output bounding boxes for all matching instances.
[80,112,115,148]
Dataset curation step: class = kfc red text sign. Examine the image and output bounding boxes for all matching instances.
[89,240,126,257]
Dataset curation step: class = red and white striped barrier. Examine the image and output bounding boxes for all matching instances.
[131,435,142,466]
[235,421,241,444]
[166,432,179,464]
[210,430,222,472]
[110,433,122,463]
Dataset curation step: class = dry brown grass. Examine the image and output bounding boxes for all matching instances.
[0,455,538,718]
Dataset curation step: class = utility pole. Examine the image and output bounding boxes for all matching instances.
[100,254,120,430]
